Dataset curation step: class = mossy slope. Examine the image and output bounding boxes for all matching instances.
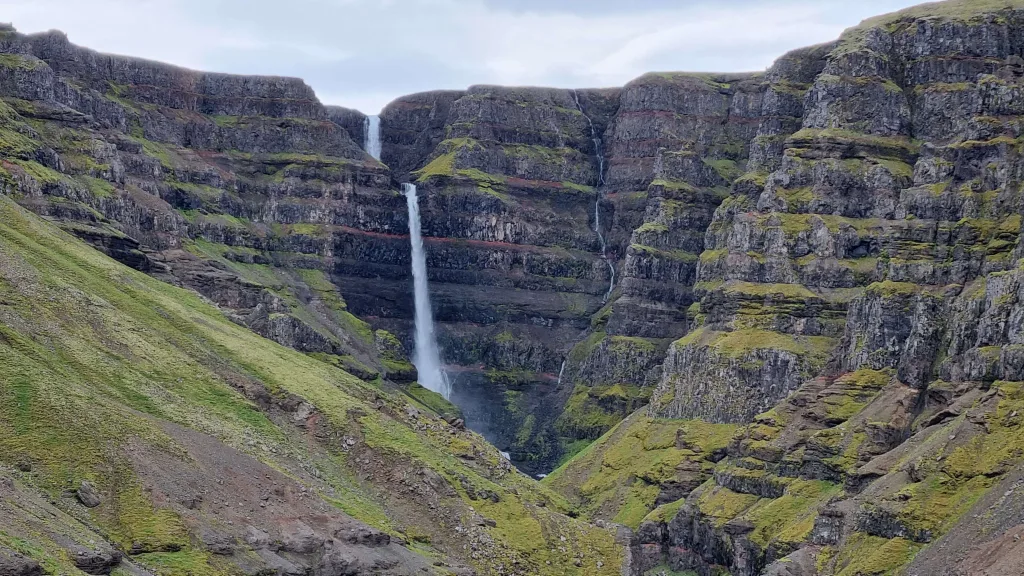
[0,196,622,575]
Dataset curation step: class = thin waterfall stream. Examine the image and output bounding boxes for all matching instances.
[403,183,452,399]
[571,90,615,302]
[364,115,381,160]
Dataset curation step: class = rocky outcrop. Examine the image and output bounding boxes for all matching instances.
[380,89,464,182]
[326,104,368,149]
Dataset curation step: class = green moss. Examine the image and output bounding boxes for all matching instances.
[630,243,699,262]
[834,0,1024,59]
[77,175,116,198]
[0,54,42,70]
[287,223,329,237]
[821,369,892,423]
[877,158,914,180]
[949,135,1021,150]
[560,180,594,193]
[743,479,842,548]
[866,280,919,297]
[915,82,972,94]
[486,368,537,387]
[703,158,742,183]
[546,414,737,527]
[694,485,761,527]
[887,381,1024,538]
[834,534,921,576]
[776,186,813,207]
[133,551,228,576]
[104,480,190,552]
[555,384,642,442]
[789,128,920,157]
[414,138,483,181]
[636,222,670,234]
[722,281,818,300]
[9,159,63,184]
[0,532,68,575]
[615,479,662,527]
[404,382,461,420]
[649,179,697,193]
[700,248,728,263]
[644,497,687,524]
[677,327,834,361]
[813,428,868,475]
[138,139,176,168]
[590,301,614,330]
[609,336,656,354]
[569,331,606,364]
[458,167,507,187]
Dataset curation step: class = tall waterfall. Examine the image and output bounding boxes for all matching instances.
[364,115,382,161]
[571,90,615,302]
[403,183,452,399]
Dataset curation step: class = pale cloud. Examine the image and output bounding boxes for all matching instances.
[0,0,928,112]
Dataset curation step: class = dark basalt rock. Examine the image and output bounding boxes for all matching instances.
[70,546,121,575]
[75,480,102,508]
[0,547,42,576]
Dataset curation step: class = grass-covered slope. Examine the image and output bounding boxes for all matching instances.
[544,413,737,529]
[0,196,622,576]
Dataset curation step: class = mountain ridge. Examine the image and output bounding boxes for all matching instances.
[3,0,1024,574]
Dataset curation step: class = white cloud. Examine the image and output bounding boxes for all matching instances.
[0,0,927,111]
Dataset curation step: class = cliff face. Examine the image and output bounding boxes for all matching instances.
[0,24,419,393]
[371,76,781,473]
[548,2,1024,576]
[372,85,620,472]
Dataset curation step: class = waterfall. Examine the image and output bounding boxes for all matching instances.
[364,115,382,161]
[571,90,615,302]
[556,360,566,385]
[403,183,452,399]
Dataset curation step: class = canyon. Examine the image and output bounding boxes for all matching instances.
[2,0,1024,575]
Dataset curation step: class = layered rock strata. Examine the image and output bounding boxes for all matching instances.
[549,3,1024,576]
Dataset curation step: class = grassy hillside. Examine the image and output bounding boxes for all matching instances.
[0,195,621,575]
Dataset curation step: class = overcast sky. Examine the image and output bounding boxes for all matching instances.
[2,0,926,113]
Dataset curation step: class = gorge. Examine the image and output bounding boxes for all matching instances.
[2,0,1024,575]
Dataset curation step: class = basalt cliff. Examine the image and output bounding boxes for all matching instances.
[3,0,1024,575]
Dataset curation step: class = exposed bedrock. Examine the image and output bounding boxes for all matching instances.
[588,4,1024,576]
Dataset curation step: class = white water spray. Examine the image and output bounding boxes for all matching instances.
[571,90,615,302]
[556,360,566,385]
[364,115,382,161]
[403,183,452,399]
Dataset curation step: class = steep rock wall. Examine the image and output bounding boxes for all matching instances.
[0,25,427,388]
[374,85,618,472]
[547,3,1024,576]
